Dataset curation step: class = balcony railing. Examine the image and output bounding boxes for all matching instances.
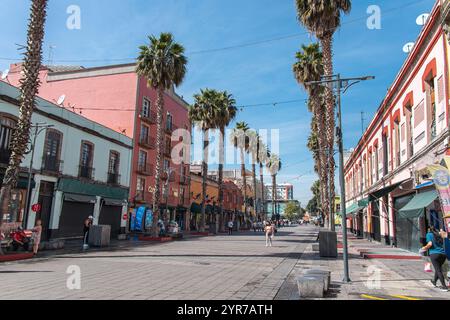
[140,110,157,124]
[79,165,95,179]
[136,163,153,176]
[0,148,11,164]
[163,143,172,157]
[179,174,189,185]
[165,123,178,134]
[107,172,121,185]
[41,156,63,174]
[139,135,156,149]
[161,171,176,181]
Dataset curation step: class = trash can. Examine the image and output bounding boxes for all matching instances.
[319,230,338,258]
[88,225,111,247]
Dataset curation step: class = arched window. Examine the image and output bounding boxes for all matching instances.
[0,114,17,164]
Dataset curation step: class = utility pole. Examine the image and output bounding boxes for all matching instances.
[306,74,374,283]
[361,111,366,136]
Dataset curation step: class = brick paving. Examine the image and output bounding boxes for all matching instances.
[0,226,316,300]
[2,225,448,300]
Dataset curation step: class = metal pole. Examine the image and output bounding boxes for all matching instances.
[24,125,38,229]
[329,145,335,232]
[337,74,351,283]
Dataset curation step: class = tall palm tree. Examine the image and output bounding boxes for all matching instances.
[293,43,329,224]
[257,138,270,221]
[230,122,250,224]
[267,154,282,221]
[0,0,48,229]
[213,91,237,232]
[136,33,187,237]
[247,130,259,221]
[296,0,351,223]
[189,89,219,232]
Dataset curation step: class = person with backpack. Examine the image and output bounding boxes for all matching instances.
[422,226,449,292]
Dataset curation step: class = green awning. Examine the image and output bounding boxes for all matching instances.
[58,178,128,200]
[368,180,407,201]
[343,198,369,215]
[398,190,438,219]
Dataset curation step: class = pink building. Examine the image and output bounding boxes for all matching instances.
[344,1,450,253]
[8,63,191,229]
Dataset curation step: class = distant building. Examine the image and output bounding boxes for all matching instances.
[265,183,295,219]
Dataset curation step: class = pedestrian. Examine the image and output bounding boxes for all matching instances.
[83,215,93,249]
[31,219,42,256]
[252,221,257,232]
[227,220,234,235]
[421,226,449,292]
[264,222,273,247]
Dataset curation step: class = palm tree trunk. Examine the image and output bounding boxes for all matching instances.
[311,99,329,226]
[272,174,276,221]
[321,34,336,228]
[252,161,257,221]
[240,148,247,227]
[259,162,265,221]
[218,127,225,233]
[200,130,209,232]
[0,0,48,230]
[152,88,165,237]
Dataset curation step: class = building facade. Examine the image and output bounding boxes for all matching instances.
[7,63,191,229]
[344,1,450,253]
[0,81,132,240]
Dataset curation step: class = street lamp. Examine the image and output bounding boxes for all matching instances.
[306,74,375,283]
[24,123,54,228]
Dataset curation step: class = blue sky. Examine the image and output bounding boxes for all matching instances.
[0,0,435,205]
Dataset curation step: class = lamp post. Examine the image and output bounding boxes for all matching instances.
[24,123,54,229]
[306,74,374,283]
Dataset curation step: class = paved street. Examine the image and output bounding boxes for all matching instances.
[1,225,449,300]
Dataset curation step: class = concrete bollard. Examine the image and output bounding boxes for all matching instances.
[312,243,319,252]
[304,269,331,292]
[296,275,325,298]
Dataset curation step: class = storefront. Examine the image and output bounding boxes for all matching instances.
[396,189,439,253]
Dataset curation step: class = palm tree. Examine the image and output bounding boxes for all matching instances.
[230,122,250,225]
[0,0,48,231]
[296,0,351,223]
[247,130,260,222]
[267,154,282,221]
[189,89,220,232]
[136,33,187,237]
[293,43,329,224]
[212,91,237,232]
[257,138,270,221]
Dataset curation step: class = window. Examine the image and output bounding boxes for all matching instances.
[166,113,173,131]
[163,159,170,173]
[165,136,171,155]
[138,150,147,167]
[136,177,146,200]
[140,125,149,144]
[0,115,16,163]
[79,141,94,178]
[428,79,437,141]
[382,134,388,176]
[406,107,414,158]
[43,129,62,172]
[142,98,151,118]
[394,120,400,168]
[108,151,120,173]
[374,147,379,182]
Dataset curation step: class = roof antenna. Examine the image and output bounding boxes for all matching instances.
[48,45,56,65]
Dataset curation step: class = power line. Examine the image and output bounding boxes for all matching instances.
[0,0,427,64]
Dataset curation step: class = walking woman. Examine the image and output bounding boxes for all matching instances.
[422,226,449,292]
[31,219,42,255]
[264,221,273,247]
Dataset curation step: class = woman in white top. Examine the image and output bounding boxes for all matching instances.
[265,222,274,247]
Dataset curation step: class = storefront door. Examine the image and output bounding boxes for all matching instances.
[371,203,381,242]
[394,194,416,252]
[36,181,55,241]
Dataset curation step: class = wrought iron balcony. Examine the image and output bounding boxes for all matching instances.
[107,172,121,185]
[165,123,178,134]
[139,110,157,125]
[139,135,156,149]
[136,163,153,176]
[79,165,95,179]
[41,156,63,174]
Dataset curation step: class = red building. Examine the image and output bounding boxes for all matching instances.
[8,63,191,226]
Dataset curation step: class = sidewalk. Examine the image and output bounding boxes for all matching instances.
[276,226,450,300]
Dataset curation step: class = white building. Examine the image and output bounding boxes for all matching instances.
[0,81,133,240]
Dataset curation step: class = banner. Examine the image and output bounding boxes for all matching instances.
[427,162,450,218]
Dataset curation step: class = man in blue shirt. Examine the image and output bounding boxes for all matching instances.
[422,226,448,292]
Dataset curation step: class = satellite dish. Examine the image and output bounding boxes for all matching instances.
[57,94,66,106]
[1,69,9,81]
[416,13,430,26]
[403,42,415,53]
